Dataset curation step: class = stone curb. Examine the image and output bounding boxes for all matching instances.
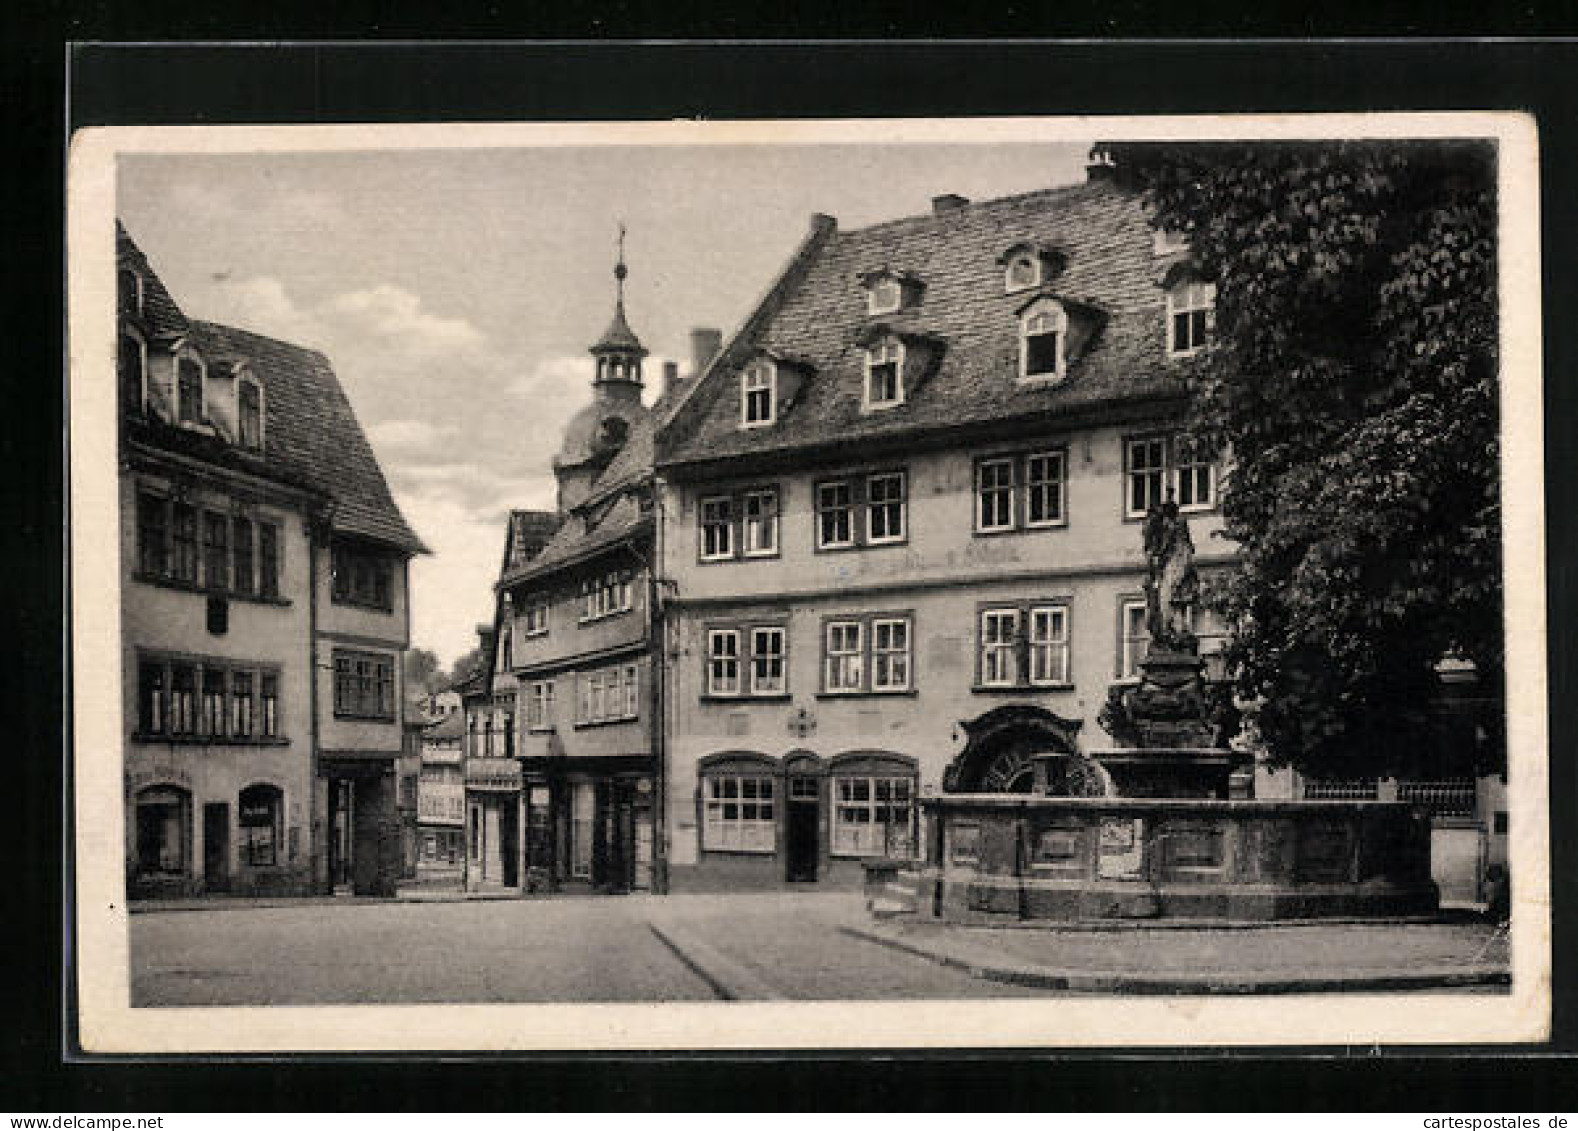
[840,924,1512,994]
[646,921,785,1001]
[127,890,523,913]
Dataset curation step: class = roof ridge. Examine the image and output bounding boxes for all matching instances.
[839,178,1110,237]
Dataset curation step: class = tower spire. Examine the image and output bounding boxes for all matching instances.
[614,221,628,310]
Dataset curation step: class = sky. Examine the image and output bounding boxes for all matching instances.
[118,139,1089,666]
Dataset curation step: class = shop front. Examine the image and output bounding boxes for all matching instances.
[519,754,654,894]
[464,756,521,890]
[318,755,402,897]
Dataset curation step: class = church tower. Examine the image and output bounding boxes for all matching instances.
[552,226,653,513]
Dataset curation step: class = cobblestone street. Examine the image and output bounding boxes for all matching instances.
[129,891,1508,1006]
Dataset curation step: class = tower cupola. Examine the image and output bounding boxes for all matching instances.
[589,224,647,405]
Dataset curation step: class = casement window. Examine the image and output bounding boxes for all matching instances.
[700,496,735,561]
[979,609,1020,687]
[238,379,264,450]
[742,489,779,557]
[740,360,776,427]
[832,776,916,858]
[176,353,205,424]
[171,503,198,584]
[231,517,254,595]
[137,492,168,577]
[136,654,279,741]
[816,481,854,549]
[230,670,254,737]
[119,329,147,417]
[863,339,904,410]
[866,276,902,316]
[822,612,914,695]
[1005,251,1041,292]
[576,665,639,725]
[257,523,279,598]
[699,487,779,562]
[1019,300,1068,380]
[497,626,513,674]
[238,784,282,867]
[866,472,906,543]
[702,775,777,853]
[975,450,1068,533]
[203,512,229,592]
[1125,434,1217,518]
[815,471,908,550]
[1166,279,1216,357]
[706,629,742,696]
[333,649,395,721]
[705,624,787,698]
[870,618,911,691]
[526,680,556,730]
[749,626,786,694]
[522,597,550,636]
[979,601,1072,689]
[332,543,393,611]
[578,570,633,622]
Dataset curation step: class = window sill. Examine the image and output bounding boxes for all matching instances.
[571,716,640,730]
[333,712,397,724]
[970,683,1075,694]
[813,540,909,554]
[699,552,781,565]
[577,609,634,626]
[1124,503,1216,524]
[331,595,394,614]
[815,688,919,700]
[133,573,291,606]
[699,693,792,704]
[699,847,776,857]
[131,733,290,746]
[1015,373,1066,387]
[973,521,1068,537]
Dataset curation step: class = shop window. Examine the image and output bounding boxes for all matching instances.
[832,775,915,858]
[135,786,189,876]
[702,774,776,853]
[239,784,282,867]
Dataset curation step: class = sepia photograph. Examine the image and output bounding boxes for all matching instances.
[67,113,1549,1052]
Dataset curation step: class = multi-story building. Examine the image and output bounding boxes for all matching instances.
[416,708,465,878]
[118,222,425,899]
[491,246,721,894]
[652,170,1239,889]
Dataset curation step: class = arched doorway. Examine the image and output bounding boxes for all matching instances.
[134,784,191,882]
[941,705,1083,793]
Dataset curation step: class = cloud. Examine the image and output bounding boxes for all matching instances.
[203,275,329,349]
[507,353,589,399]
[367,419,458,450]
[326,284,486,359]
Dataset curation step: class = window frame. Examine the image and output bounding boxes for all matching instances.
[332,647,397,722]
[814,470,909,552]
[974,448,1069,535]
[1166,278,1216,357]
[577,569,635,623]
[1004,251,1042,293]
[748,625,787,696]
[238,783,284,868]
[134,651,283,743]
[866,275,902,316]
[705,628,743,698]
[1018,298,1068,382]
[862,338,905,411]
[1123,433,1218,519]
[697,486,780,563]
[830,774,917,860]
[238,376,266,450]
[699,495,736,562]
[976,599,1075,691]
[331,542,395,612]
[120,325,148,416]
[819,611,915,697]
[701,772,778,854]
[740,360,777,428]
[175,346,207,426]
[741,488,780,558]
[525,679,556,731]
[521,596,551,637]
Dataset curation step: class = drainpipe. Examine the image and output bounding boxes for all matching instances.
[307,515,323,895]
[649,481,670,895]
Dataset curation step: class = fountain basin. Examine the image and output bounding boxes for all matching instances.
[876,795,1438,922]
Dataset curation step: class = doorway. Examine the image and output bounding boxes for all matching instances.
[202,802,230,893]
[786,775,820,882]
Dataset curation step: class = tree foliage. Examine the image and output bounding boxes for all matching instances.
[402,647,446,699]
[1100,141,1502,776]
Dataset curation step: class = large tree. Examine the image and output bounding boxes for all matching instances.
[1100,141,1502,777]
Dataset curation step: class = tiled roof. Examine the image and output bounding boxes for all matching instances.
[498,494,652,588]
[117,222,189,339]
[189,321,428,555]
[502,509,562,575]
[424,711,466,739]
[590,297,647,355]
[658,178,1197,470]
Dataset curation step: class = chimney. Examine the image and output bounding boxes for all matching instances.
[932,193,969,215]
[810,212,838,236]
[689,327,723,378]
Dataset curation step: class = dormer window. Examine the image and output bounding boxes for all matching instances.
[1154,228,1191,256]
[238,377,264,450]
[868,278,901,315]
[1166,279,1216,357]
[1018,299,1068,381]
[118,267,143,318]
[176,348,206,425]
[863,339,904,410]
[741,360,776,427]
[1005,252,1040,292]
[119,325,147,417]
